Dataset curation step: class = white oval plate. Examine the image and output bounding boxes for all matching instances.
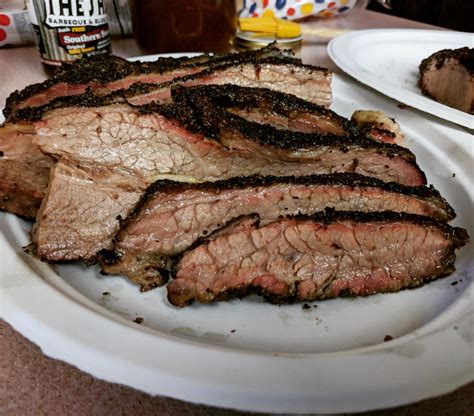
[328,29,474,129]
[1,63,473,413]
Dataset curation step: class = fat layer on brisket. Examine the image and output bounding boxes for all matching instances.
[167,211,469,307]
[101,173,454,291]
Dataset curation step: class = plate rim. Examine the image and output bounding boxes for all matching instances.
[327,28,474,129]
[2,235,473,413]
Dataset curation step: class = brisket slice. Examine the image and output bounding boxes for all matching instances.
[1,53,325,219]
[101,174,454,291]
[167,211,469,307]
[4,45,296,120]
[32,160,141,260]
[34,101,425,186]
[0,123,54,218]
[161,91,426,186]
[32,99,424,262]
[9,59,332,124]
[125,57,332,107]
[419,47,474,114]
[170,84,353,136]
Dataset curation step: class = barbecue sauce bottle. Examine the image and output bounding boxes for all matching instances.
[26,0,112,76]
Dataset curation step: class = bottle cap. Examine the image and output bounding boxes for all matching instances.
[234,29,302,51]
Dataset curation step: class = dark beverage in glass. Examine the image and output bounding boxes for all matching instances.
[130,0,236,54]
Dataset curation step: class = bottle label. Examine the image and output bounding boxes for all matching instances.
[26,0,111,64]
[44,1,108,27]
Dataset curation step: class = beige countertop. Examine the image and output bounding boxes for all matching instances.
[1,7,472,416]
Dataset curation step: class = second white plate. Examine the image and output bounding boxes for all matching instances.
[328,29,474,129]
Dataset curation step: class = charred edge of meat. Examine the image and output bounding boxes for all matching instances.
[176,44,297,68]
[121,172,455,230]
[133,54,214,72]
[152,99,419,164]
[122,45,297,76]
[169,210,469,278]
[6,88,129,124]
[7,55,309,123]
[53,54,188,78]
[419,47,474,75]
[99,247,122,265]
[4,49,294,118]
[4,55,133,119]
[170,84,355,132]
[127,55,328,97]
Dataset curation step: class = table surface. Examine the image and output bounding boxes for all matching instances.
[1,7,473,415]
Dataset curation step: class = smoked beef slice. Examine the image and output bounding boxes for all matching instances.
[31,94,425,262]
[0,53,331,218]
[3,45,297,120]
[419,47,474,114]
[101,173,454,291]
[0,123,54,218]
[167,211,469,307]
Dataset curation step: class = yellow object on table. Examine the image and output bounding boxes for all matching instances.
[239,9,302,38]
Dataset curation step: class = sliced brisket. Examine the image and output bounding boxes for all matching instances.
[1,53,329,219]
[101,174,454,291]
[161,90,426,186]
[31,98,424,262]
[419,47,474,114]
[170,84,352,136]
[33,160,141,260]
[167,211,469,307]
[8,59,332,123]
[33,99,424,186]
[4,46,296,120]
[0,123,54,218]
[123,57,332,107]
